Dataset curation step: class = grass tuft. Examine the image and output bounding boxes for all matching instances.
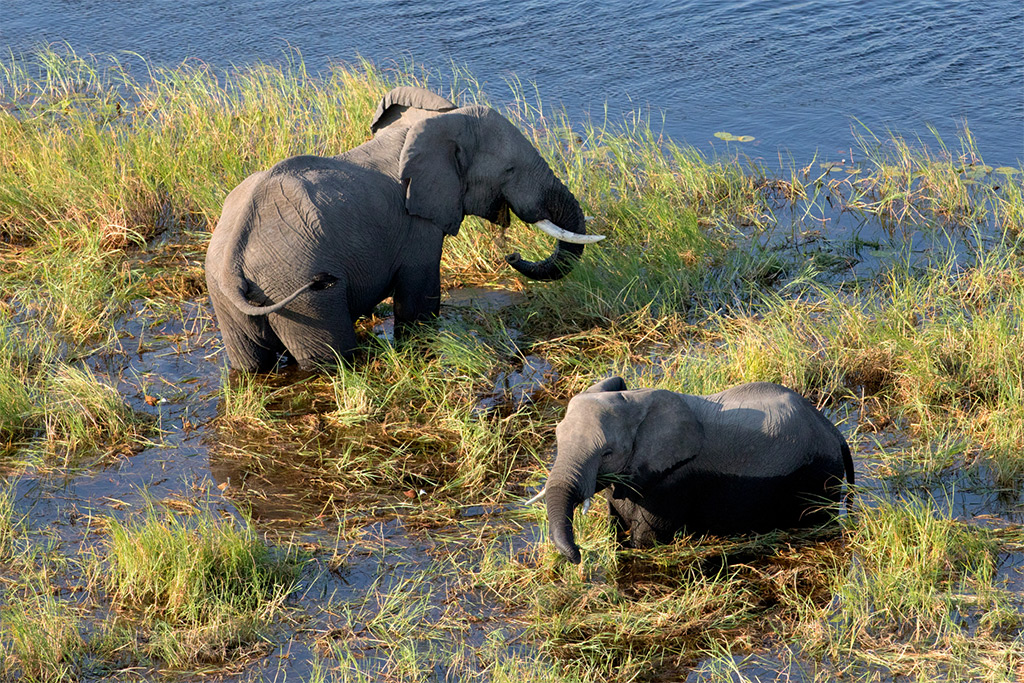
[0,590,84,682]
[92,504,303,667]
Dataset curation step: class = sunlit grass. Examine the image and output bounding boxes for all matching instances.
[0,328,150,466]
[1,46,1023,681]
[0,590,84,682]
[0,47,408,343]
[90,503,303,668]
[800,493,1024,681]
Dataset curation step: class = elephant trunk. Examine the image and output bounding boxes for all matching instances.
[505,178,588,282]
[546,484,585,564]
[544,445,600,564]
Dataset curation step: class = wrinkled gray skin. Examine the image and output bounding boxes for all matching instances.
[205,86,589,371]
[545,377,855,564]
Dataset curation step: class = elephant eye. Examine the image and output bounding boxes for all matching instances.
[504,165,516,177]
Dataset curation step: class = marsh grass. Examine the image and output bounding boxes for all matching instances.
[806,493,1024,681]
[817,122,1022,236]
[0,328,150,466]
[91,503,303,667]
[0,590,84,682]
[211,321,557,514]
[0,47,413,343]
[3,47,1024,681]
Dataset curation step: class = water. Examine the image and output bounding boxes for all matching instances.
[3,0,1022,167]
[3,4,1023,678]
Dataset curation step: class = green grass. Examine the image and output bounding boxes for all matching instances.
[0,329,150,466]
[1,46,1023,681]
[0,590,84,682]
[91,504,303,668]
[809,494,1023,681]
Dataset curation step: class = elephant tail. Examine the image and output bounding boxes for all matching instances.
[224,271,339,317]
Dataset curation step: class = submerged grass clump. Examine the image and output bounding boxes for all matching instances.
[0,327,150,466]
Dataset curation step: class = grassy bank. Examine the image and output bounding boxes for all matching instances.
[1,47,1022,681]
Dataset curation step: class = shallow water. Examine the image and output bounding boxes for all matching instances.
[5,281,1018,680]
[4,0,1022,167]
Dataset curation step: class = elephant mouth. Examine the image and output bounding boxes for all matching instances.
[485,198,511,229]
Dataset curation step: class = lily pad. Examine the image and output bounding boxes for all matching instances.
[713,131,755,142]
[995,166,1021,176]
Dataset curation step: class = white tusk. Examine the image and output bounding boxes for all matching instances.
[523,488,546,506]
[533,219,605,244]
[581,497,592,515]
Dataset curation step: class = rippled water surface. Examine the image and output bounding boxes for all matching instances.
[3,0,1022,165]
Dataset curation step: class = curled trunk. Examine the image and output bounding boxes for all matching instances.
[544,444,601,564]
[505,178,587,281]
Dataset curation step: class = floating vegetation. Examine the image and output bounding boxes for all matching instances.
[713,130,756,142]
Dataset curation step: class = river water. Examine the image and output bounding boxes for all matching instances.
[3,0,1022,167]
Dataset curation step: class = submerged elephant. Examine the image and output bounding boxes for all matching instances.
[533,377,854,564]
[205,86,603,371]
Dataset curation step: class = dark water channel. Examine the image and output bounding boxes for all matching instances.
[3,0,1022,168]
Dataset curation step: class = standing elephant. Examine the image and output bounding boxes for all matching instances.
[536,377,854,564]
[205,86,602,371]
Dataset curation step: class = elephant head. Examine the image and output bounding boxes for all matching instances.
[544,376,704,563]
[374,87,603,281]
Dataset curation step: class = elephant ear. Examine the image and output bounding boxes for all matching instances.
[399,113,470,236]
[630,390,704,480]
[584,376,628,394]
[370,86,457,135]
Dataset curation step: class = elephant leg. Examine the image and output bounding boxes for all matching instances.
[209,282,285,372]
[628,509,662,548]
[608,493,661,548]
[392,239,443,338]
[269,287,358,369]
[606,493,632,547]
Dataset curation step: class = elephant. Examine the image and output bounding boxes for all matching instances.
[533,377,855,564]
[205,86,603,371]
